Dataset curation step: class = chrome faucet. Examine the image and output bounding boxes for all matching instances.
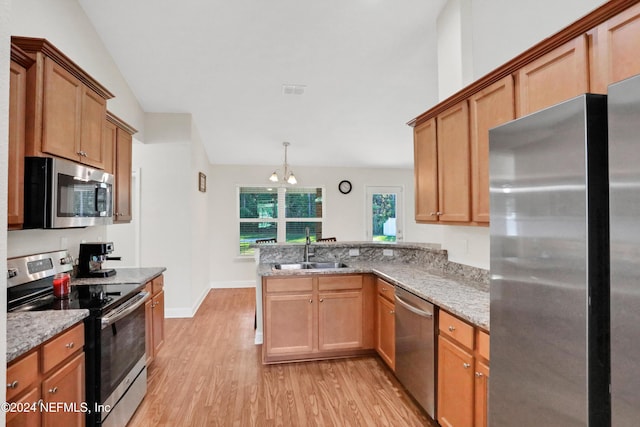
[304,227,315,263]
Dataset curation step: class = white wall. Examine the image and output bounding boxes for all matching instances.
[436,0,473,100]
[10,0,145,139]
[129,113,211,317]
[470,0,608,79]
[1,0,11,416]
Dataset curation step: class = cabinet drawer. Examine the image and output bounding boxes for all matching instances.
[439,311,474,350]
[376,278,394,302]
[265,277,314,293]
[6,350,38,401]
[42,323,84,373]
[318,275,362,291]
[152,275,164,295]
[477,330,490,361]
[145,281,152,294]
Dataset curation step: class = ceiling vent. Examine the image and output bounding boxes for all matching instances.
[282,84,306,95]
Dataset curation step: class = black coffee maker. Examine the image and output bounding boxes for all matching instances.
[77,242,120,278]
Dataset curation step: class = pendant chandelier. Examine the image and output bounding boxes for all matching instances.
[269,141,298,185]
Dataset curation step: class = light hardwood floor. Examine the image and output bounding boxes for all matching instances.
[129,288,437,427]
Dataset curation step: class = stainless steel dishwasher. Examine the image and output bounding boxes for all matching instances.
[395,287,435,418]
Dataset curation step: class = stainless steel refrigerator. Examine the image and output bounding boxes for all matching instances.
[489,94,610,427]
[608,74,640,427]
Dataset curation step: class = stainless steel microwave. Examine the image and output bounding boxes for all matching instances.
[24,157,114,228]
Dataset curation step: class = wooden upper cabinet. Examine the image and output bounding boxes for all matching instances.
[12,36,114,168]
[515,35,589,117]
[469,76,515,224]
[590,2,640,93]
[41,58,83,163]
[106,112,137,223]
[8,46,31,230]
[414,118,438,222]
[437,101,471,223]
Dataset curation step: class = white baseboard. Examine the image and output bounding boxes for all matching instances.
[210,280,256,289]
[165,286,210,318]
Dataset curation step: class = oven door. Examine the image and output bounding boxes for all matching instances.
[100,292,149,411]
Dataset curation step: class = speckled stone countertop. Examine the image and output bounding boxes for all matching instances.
[6,310,89,363]
[7,267,166,363]
[258,261,489,332]
[72,267,166,286]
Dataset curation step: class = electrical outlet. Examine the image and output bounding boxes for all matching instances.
[383,249,394,257]
[349,249,360,256]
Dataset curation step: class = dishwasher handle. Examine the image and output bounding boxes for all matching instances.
[395,294,434,319]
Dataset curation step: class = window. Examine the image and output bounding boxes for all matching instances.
[366,186,403,242]
[238,186,324,255]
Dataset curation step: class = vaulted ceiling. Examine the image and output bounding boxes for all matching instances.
[78,0,447,168]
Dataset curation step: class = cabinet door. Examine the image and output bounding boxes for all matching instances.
[515,35,589,117]
[8,60,26,229]
[469,76,515,224]
[264,293,315,356]
[6,386,40,427]
[414,118,438,222]
[42,58,82,161]
[474,360,490,427]
[590,3,640,93]
[318,290,363,351]
[437,102,471,223]
[145,290,154,366]
[376,294,395,370]
[41,353,85,427]
[437,336,474,427]
[79,88,106,168]
[152,290,165,356]
[115,128,133,222]
[102,120,117,175]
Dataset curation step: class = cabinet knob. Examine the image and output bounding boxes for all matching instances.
[475,372,484,377]
[49,387,58,394]
[319,298,324,303]
[7,380,18,389]
[463,363,471,369]
[65,342,74,349]
[448,325,456,332]
[309,299,313,304]
[390,310,395,315]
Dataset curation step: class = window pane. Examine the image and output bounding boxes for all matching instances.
[372,193,397,242]
[239,187,278,219]
[239,222,277,255]
[286,222,323,243]
[285,188,323,218]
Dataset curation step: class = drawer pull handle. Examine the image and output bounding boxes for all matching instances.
[463,363,471,369]
[448,325,456,332]
[49,387,58,394]
[66,342,74,349]
[7,380,19,389]
[475,372,484,377]
[390,310,395,315]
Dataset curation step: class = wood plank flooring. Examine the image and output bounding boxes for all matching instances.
[128,288,437,427]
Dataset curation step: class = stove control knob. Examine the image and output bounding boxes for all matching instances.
[7,268,18,279]
[60,255,74,265]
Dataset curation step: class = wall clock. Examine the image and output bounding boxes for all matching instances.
[338,180,352,194]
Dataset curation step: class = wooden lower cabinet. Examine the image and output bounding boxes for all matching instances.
[5,323,85,427]
[375,278,395,370]
[437,310,490,427]
[145,274,165,364]
[263,274,373,363]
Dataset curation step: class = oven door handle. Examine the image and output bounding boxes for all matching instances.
[101,291,150,329]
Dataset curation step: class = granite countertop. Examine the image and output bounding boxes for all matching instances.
[6,310,89,363]
[7,267,167,363]
[258,261,489,332]
[72,267,166,286]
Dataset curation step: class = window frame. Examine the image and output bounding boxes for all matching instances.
[237,185,325,257]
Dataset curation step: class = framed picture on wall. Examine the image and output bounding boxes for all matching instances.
[199,172,207,192]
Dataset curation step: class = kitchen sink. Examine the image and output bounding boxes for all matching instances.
[273,262,348,270]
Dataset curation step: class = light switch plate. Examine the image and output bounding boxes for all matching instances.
[383,249,394,256]
[349,249,360,256]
